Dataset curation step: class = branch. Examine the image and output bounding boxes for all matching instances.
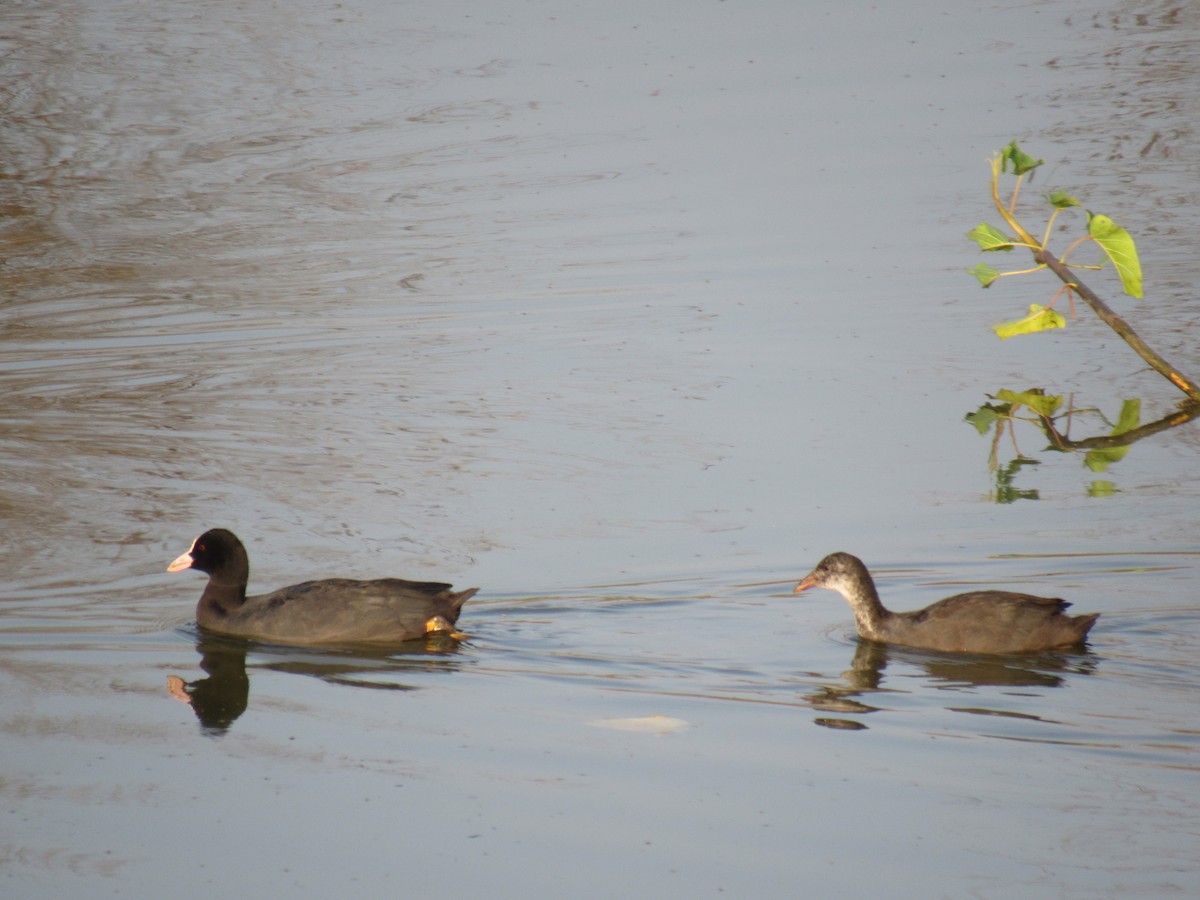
[1033,248,1200,402]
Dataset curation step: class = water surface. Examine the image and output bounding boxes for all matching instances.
[3,0,1199,896]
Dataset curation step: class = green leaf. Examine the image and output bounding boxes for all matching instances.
[968,263,1002,287]
[992,304,1068,339]
[1087,480,1117,497]
[1087,212,1143,298]
[1046,190,1081,208]
[1000,141,1044,176]
[966,223,1015,252]
[994,389,1063,418]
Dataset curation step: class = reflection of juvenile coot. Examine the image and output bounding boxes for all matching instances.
[795,552,1099,654]
[168,528,476,646]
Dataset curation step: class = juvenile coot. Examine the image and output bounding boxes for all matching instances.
[794,552,1098,654]
[167,528,476,646]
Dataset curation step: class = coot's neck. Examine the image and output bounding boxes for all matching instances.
[837,567,893,639]
[199,576,248,618]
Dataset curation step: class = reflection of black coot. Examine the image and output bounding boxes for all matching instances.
[169,632,466,734]
[171,639,250,734]
[167,528,476,646]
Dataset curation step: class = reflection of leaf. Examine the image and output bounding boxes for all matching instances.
[1046,190,1080,208]
[965,402,1009,435]
[968,263,1002,287]
[1085,447,1128,472]
[1087,212,1143,298]
[1087,481,1117,498]
[1084,399,1140,472]
[994,457,1040,504]
[1111,398,1141,435]
[995,389,1063,417]
[1000,141,1043,176]
[992,304,1068,339]
[967,223,1015,252]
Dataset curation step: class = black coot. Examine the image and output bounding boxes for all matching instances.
[168,528,476,646]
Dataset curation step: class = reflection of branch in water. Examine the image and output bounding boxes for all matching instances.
[1038,399,1200,450]
[966,391,1200,499]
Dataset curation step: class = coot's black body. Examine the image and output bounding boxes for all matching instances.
[168,528,475,646]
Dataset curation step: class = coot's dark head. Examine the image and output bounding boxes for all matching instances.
[167,528,249,582]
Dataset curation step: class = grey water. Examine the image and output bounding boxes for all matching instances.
[2,0,1199,896]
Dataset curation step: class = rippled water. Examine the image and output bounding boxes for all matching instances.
[3,0,1199,896]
